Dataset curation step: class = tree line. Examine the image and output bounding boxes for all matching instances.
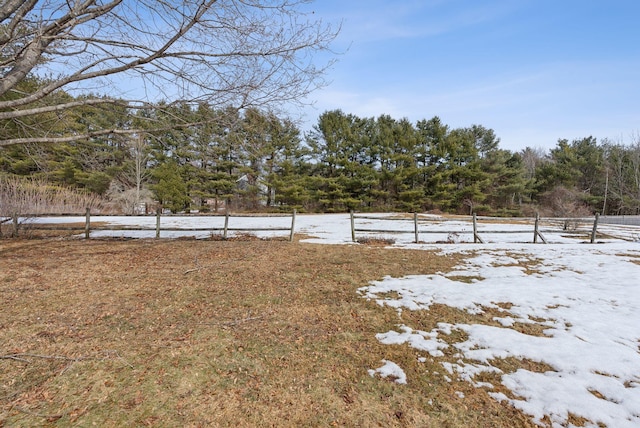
[2,85,640,216]
[5,2,639,218]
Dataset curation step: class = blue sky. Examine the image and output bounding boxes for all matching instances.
[299,0,640,151]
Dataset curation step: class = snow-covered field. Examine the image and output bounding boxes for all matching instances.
[26,213,640,427]
[23,212,640,243]
[361,245,640,428]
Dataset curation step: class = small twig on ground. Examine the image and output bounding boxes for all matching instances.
[0,353,77,362]
[0,350,133,368]
[13,406,64,421]
[222,315,264,327]
[104,350,135,369]
[0,354,30,362]
[184,255,203,274]
[212,310,271,328]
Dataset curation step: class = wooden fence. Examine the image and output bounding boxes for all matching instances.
[0,211,618,244]
[9,209,298,241]
[350,212,604,244]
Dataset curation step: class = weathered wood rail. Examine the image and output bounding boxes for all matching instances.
[2,211,625,243]
[350,212,604,244]
[11,209,298,241]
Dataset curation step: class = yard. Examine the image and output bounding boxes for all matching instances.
[1,238,534,427]
[2,214,640,427]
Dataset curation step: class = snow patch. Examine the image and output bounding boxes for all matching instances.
[361,245,640,428]
[368,360,407,384]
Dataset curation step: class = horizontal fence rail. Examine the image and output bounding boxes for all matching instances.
[3,210,638,244]
[594,215,640,226]
[350,212,609,244]
[8,209,297,241]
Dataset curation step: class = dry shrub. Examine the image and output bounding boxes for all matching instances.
[0,176,106,217]
[357,236,396,246]
[0,176,108,237]
[208,232,289,242]
[106,182,155,215]
[538,186,592,218]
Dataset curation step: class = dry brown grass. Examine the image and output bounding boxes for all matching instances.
[618,253,640,266]
[0,238,538,427]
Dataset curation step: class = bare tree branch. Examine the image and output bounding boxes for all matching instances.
[0,115,232,147]
[0,97,125,120]
[0,0,338,146]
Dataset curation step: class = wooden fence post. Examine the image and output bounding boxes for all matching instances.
[12,213,18,237]
[473,213,477,243]
[533,214,548,244]
[591,213,600,243]
[350,210,356,242]
[472,213,484,243]
[155,207,161,239]
[223,210,229,239]
[289,209,297,242]
[85,207,91,239]
[413,212,419,243]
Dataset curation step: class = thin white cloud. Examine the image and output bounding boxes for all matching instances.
[299,1,640,151]
[326,0,520,44]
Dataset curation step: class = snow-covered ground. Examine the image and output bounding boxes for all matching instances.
[22,212,640,243]
[24,213,640,427]
[361,244,640,428]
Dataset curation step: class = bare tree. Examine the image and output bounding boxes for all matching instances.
[107,133,154,214]
[0,0,338,147]
[520,146,547,180]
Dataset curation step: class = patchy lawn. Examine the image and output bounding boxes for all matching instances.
[0,238,535,427]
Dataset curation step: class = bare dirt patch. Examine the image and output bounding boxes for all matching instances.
[1,239,536,427]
